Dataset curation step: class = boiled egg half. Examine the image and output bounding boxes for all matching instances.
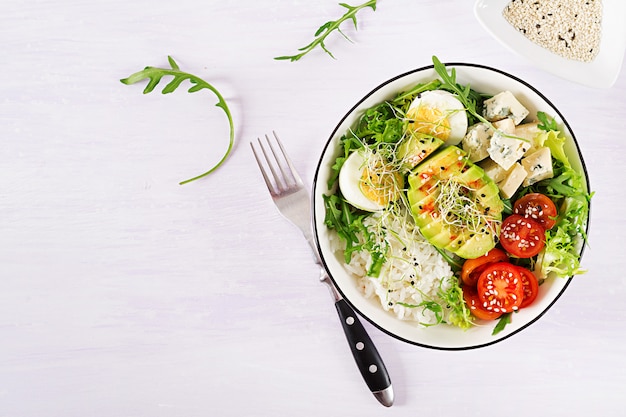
[406,90,468,146]
[339,149,404,212]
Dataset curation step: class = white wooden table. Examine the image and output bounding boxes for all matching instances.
[1,1,624,415]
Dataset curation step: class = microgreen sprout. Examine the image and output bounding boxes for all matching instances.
[434,179,500,235]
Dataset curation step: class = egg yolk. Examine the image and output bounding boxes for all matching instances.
[407,105,451,141]
[359,162,404,206]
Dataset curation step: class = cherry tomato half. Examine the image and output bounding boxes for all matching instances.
[477,262,524,314]
[513,193,558,230]
[499,214,546,258]
[516,266,539,308]
[462,285,502,321]
[461,248,509,287]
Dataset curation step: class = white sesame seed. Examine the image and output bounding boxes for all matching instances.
[502,0,603,63]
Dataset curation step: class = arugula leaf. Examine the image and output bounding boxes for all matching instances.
[492,313,511,335]
[391,79,442,108]
[354,103,405,144]
[537,111,559,132]
[327,133,365,189]
[120,56,235,185]
[438,277,473,330]
[397,300,444,327]
[275,0,377,62]
[322,193,387,276]
[431,56,490,126]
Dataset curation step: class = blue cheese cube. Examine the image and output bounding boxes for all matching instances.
[514,122,542,155]
[493,118,516,134]
[483,91,529,125]
[487,130,531,171]
[462,123,492,162]
[497,163,526,199]
[521,147,553,186]
[479,158,510,183]
[514,122,541,141]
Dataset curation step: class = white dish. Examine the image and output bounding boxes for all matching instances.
[312,63,589,350]
[474,0,626,88]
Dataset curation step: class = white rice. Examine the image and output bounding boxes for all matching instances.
[331,209,455,326]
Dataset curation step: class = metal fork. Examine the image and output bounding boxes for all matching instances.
[250,132,394,407]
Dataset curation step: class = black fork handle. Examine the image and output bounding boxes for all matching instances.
[334,298,394,407]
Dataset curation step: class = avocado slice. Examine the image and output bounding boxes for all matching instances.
[396,133,444,171]
[407,146,503,259]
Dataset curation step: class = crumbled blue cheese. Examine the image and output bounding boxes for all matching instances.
[487,130,531,171]
[462,123,492,162]
[483,91,529,125]
[521,146,553,186]
[497,162,527,199]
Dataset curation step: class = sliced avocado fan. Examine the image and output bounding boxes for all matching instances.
[407,146,504,259]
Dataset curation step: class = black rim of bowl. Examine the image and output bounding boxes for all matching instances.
[312,62,591,351]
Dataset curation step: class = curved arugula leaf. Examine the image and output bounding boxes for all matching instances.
[120,56,235,185]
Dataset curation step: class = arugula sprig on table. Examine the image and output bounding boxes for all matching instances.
[275,0,377,62]
[120,56,235,185]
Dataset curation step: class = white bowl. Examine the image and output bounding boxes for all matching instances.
[474,0,626,88]
[312,63,590,350]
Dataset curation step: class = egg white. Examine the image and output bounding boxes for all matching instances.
[407,90,468,146]
[338,150,386,212]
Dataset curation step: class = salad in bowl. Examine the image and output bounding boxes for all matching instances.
[312,57,591,349]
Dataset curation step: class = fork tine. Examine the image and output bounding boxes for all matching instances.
[251,131,304,196]
[258,135,288,192]
[271,131,303,187]
[250,139,278,195]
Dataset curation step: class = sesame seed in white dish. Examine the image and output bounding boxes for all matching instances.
[502,0,603,62]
